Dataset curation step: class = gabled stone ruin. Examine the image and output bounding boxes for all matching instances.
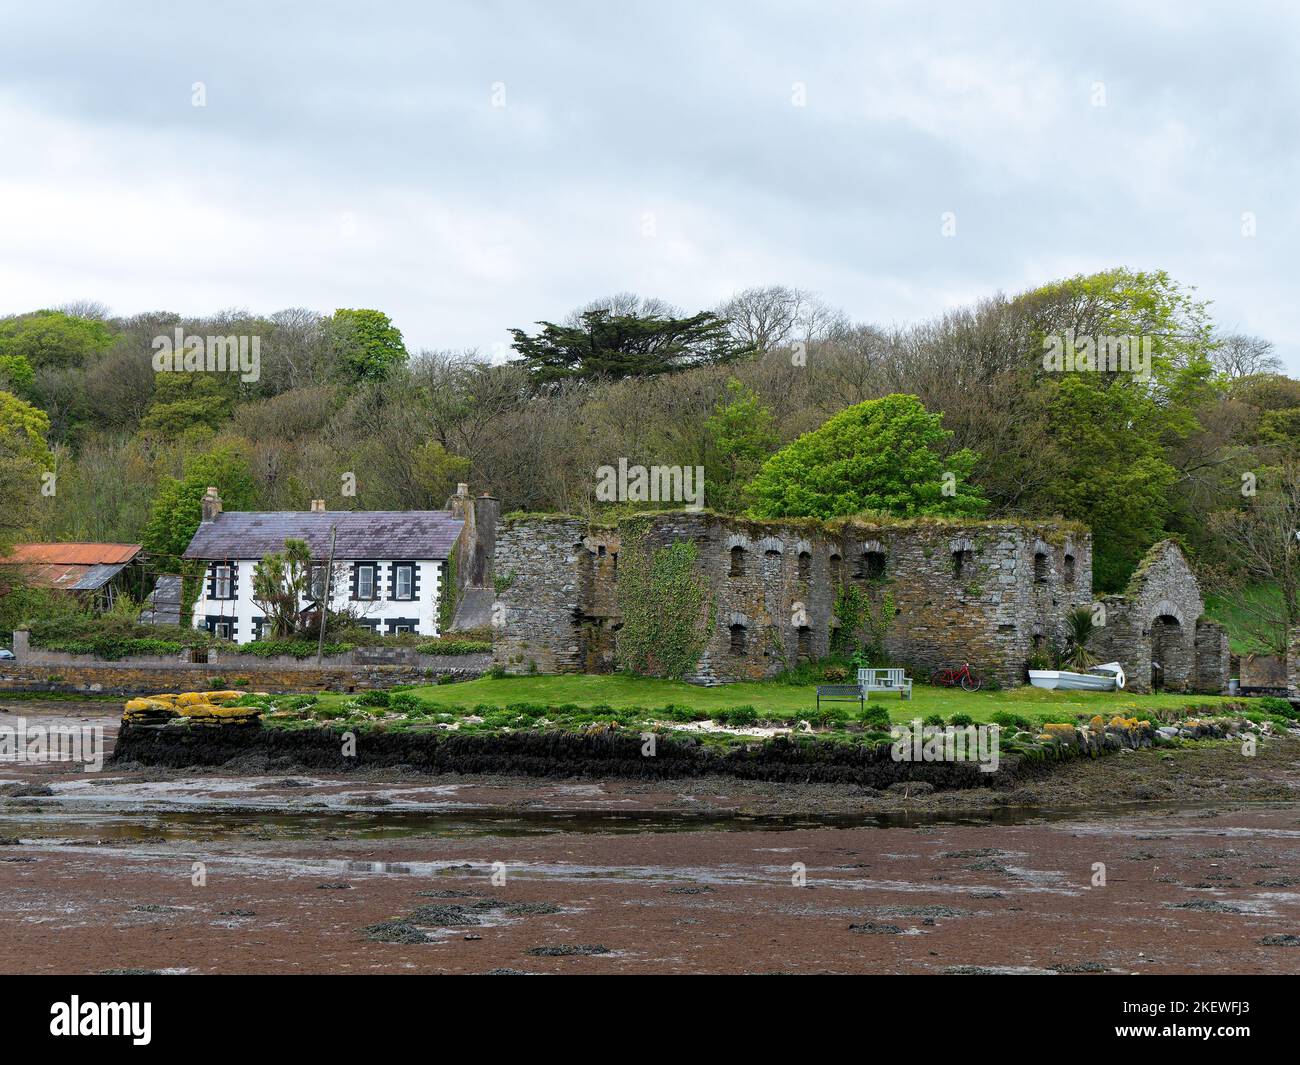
[1093,540,1229,694]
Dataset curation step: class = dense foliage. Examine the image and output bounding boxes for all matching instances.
[747,393,987,520]
[1,270,1294,628]
[614,523,714,678]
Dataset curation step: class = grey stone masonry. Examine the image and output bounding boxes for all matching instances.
[1092,540,1224,694]
[496,512,1105,688]
[492,514,1227,693]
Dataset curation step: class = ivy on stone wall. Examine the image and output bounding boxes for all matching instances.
[615,522,714,679]
[829,584,895,662]
[438,554,457,633]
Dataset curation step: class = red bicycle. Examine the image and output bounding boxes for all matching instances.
[929,662,983,692]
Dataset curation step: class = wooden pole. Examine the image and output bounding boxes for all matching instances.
[317,524,338,665]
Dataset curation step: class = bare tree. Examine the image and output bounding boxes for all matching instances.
[1207,464,1300,653]
[1212,333,1282,379]
[56,299,111,320]
[562,293,679,327]
[715,285,849,353]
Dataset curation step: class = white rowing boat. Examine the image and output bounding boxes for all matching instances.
[1027,662,1126,691]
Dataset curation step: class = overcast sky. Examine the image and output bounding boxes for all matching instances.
[1,1,1296,368]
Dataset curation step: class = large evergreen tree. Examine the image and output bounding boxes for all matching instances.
[509,308,752,384]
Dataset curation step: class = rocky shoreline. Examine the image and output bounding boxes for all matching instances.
[110,712,1274,793]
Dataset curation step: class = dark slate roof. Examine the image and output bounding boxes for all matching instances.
[182,511,463,561]
[140,575,183,625]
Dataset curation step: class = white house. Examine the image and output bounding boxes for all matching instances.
[182,488,463,644]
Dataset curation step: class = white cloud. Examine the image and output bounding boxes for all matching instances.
[0,1,1296,371]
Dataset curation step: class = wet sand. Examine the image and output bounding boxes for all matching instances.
[3,700,1300,974]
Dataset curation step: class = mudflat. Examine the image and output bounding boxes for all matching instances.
[3,701,1299,975]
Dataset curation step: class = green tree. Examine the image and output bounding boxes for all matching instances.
[1021,268,1216,589]
[330,309,408,382]
[0,353,34,393]
[138,373,239,439]
[141,445,256,563]
[251,538,313,638]
[0,311,115,369]
[510,308,752,385]
[410,439,471,505]
[747,394,987,520]
[0,391,55,553]
[704,379,778,513]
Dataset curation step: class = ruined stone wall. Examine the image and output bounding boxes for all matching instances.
[1194,620,1231,695]
[1288,629,1300,697]
[1092,541,1218,694]
[493,513,1094,687]
[652,515,1091,687]
[492,517,588,674]
[1240,653,1287,690]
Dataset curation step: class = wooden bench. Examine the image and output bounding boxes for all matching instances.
[816,684,865,712]
[857,667,913,700]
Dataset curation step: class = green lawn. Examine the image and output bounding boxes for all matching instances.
[316,672,1247,725]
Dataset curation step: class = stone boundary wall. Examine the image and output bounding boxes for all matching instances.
[0,654,491,696]
[7,630,479,672]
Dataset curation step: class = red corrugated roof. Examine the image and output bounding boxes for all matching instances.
[0,542,141,565]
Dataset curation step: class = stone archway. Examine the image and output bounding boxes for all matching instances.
[1150,609,1190,692]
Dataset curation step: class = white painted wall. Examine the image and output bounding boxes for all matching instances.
[190,558,444,643]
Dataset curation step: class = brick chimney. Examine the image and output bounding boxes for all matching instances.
[310,499,326,513]
[200,486,222,523]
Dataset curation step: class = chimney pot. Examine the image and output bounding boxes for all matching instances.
[200,486,223,523]
[310,499,326,513]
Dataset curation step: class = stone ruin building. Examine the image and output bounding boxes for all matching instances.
[475,509,1231,693]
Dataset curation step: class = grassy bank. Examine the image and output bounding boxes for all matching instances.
[309,672,1245,724]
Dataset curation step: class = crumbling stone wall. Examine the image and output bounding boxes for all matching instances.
[494,512,1095,687]
[640,515,1091,687]
[492,517,587,674]
[1194,619,1231,694]
[1093,540,1222,694]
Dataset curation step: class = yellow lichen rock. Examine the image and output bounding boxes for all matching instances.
[123,691,260,727]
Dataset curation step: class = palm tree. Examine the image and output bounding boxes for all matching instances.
[1064,606,1098,670]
